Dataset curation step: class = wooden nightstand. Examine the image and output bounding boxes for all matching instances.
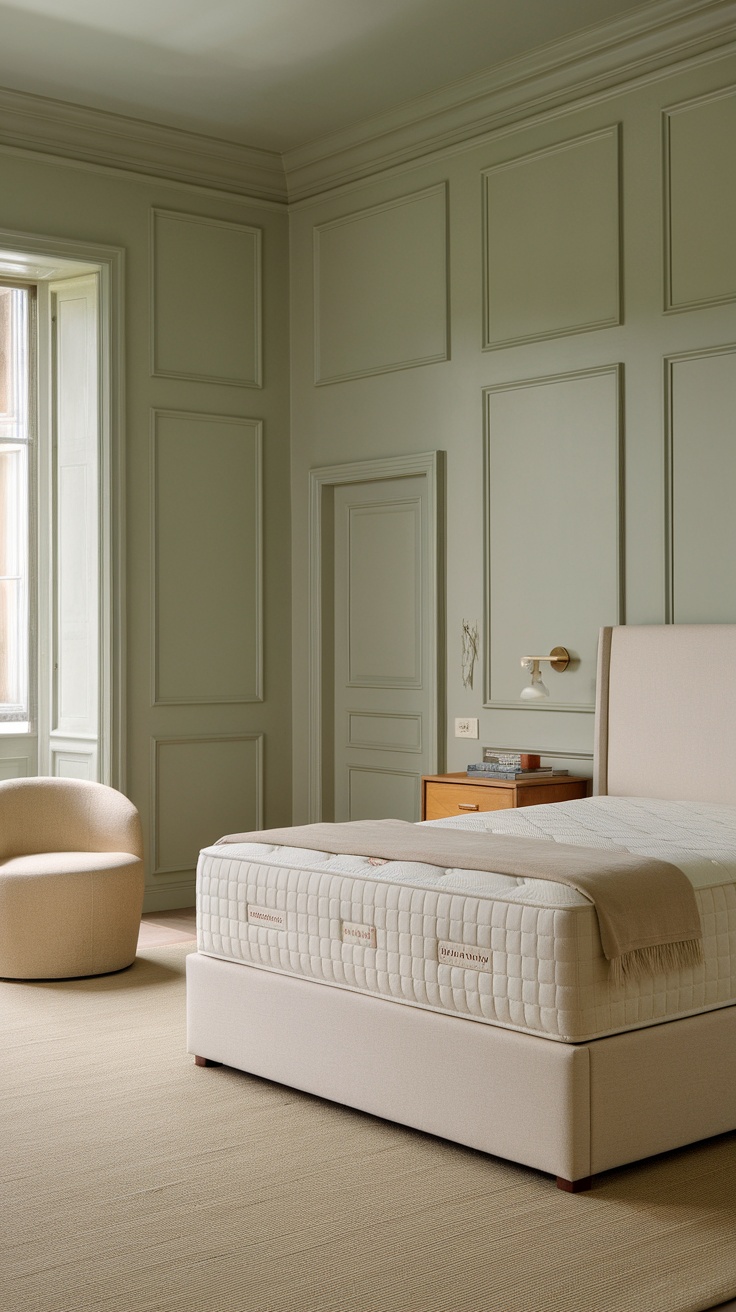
[421,771,588,821]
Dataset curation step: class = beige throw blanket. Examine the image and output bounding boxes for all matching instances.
[216,819,703,983]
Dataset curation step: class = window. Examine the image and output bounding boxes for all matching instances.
[0,259,106,779]
[0,237,122,785]
[0,284,32,729]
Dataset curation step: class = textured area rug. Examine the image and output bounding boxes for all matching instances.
[2,945,735,1312]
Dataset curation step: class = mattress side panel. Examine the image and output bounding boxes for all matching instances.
[196,852,736,1043]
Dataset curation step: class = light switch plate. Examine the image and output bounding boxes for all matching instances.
[455,717,479,738]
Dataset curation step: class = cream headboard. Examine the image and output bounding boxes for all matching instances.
[594,624,736,804]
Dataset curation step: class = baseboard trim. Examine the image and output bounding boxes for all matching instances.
[143,879,196,914]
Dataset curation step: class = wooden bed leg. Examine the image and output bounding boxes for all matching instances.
[194,1055,222,1067]
[556,1175,593,1193]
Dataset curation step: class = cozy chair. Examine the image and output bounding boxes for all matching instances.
[0,777,145,979]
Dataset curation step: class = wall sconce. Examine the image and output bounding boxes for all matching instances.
[520,647,570,701]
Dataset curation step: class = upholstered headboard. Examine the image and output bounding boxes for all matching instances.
[594,624,736,803]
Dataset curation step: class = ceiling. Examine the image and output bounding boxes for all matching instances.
[0,0,655,154]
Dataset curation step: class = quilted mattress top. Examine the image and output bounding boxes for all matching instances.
[204,796,736,903]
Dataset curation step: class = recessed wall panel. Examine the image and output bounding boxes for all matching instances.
[665,89,736,311]
[483,127,620,348]
[153,734,263,875]
[348,767,419,822]
[484,366,623,710]
[152,209,261,386]
[52,747,95,780]
[668,347,736,621]
[153,411,261,704]
[314,184,448,384]
[347,499,421,687]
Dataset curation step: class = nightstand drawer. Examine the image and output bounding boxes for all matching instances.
[423,781,514,821]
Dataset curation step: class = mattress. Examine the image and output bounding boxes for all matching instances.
[195,796,736,1043]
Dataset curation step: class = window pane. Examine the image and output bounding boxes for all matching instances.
[0,287,28,442]
[0,286,30,722]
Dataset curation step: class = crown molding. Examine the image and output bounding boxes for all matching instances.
[283,0,736,202]
[0,0,733,208]
[0,86,288,205]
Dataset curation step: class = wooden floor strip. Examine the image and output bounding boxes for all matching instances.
[138,908,196,948]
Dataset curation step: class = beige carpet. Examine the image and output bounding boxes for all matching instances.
[2,946,735,1312]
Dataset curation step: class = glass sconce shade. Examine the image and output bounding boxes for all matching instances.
[520,649,570,700]
[520,660,550,700]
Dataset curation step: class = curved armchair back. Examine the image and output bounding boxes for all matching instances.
[0,777,143,862]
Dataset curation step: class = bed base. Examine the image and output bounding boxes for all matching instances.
[191,1039,588,1193]
[186,951,736,1190]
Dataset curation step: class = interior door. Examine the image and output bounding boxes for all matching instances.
[332,473,438,821]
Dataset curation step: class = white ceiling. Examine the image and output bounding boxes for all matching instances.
[0,0,654,153]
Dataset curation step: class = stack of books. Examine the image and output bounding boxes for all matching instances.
[466,748,567,780]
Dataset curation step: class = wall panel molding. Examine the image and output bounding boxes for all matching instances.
[665,342,736,621]
[483,364,624,712]
[313,184,448,385]
[151,732,264,877]
[151,409,263,706]
[663,83,736,312]
[151,208,262,386]
[482,126,621,349]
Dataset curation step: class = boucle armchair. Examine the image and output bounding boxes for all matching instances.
[0,777,145,979]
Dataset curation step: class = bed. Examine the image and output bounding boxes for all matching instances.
[186,624,736,1190]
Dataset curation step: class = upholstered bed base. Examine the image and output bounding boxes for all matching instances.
[186,951,736,1189]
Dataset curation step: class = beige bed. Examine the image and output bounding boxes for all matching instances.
[186,624,736,1190]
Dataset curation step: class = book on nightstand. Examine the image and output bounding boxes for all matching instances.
[482,749,541,769]
[467,763,568,779]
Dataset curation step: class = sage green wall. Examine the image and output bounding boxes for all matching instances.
[289,52,736,822]
[2,37,734,866]
[0,150,291,908]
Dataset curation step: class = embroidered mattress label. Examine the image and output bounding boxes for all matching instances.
[342,920,377,948]
[438,941,491,972]
[247,904,285,930]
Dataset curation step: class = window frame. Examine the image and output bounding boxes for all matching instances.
[0,231,124,788]
[0,280,35,729]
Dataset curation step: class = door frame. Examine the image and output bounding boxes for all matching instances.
[308,450,444,822]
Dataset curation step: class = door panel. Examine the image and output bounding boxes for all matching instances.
[348,766,420,821]
[346,498,422,686]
